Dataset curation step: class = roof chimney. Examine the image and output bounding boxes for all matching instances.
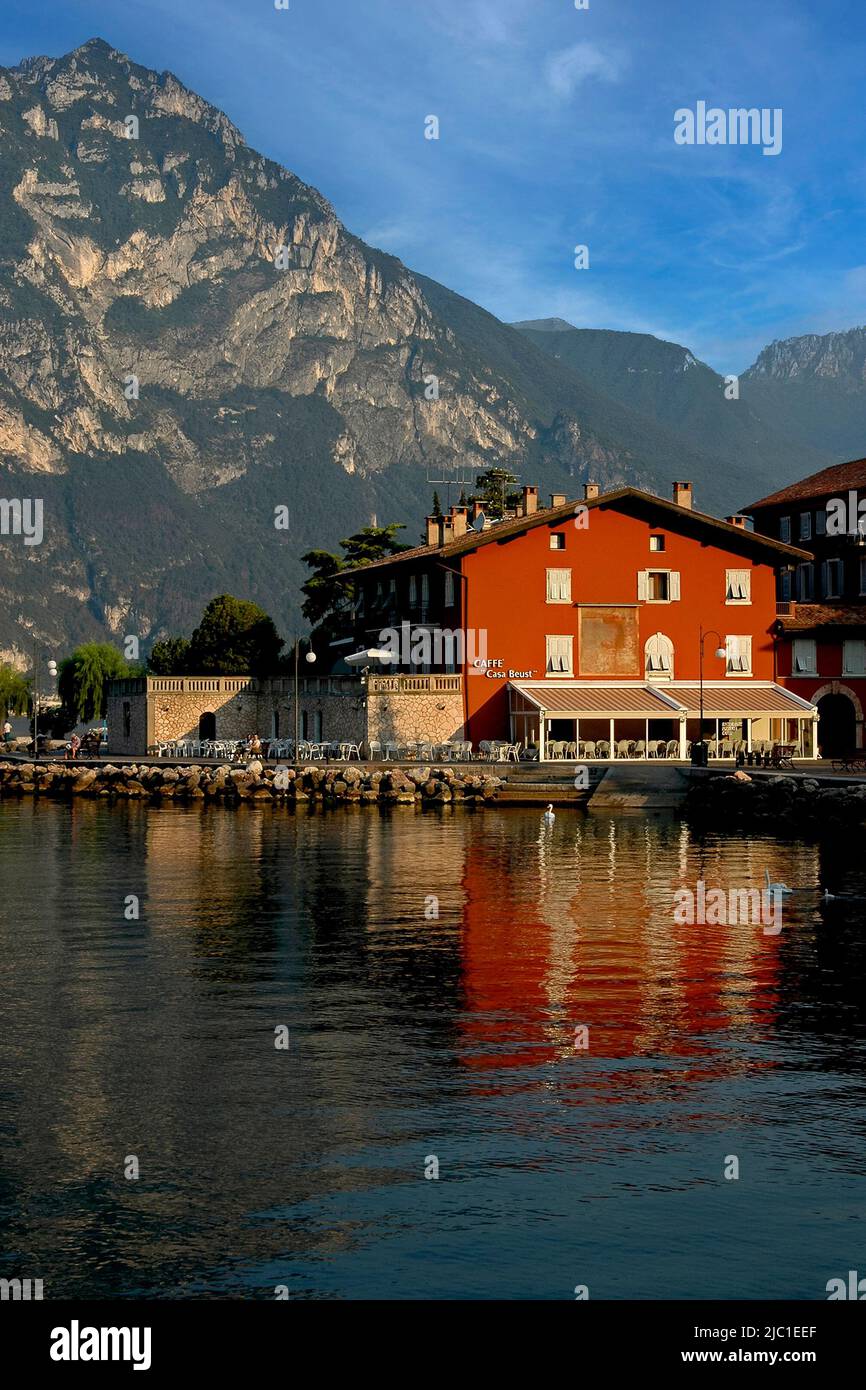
[673,481,693,510]
[425,515,441,546]
[439,514,454,545]
[725,514,749,529]
[550,493,566,508]
[470,500,487,527]
[521,485,538,516]
[583,482,600,501]
[450,505,468,538]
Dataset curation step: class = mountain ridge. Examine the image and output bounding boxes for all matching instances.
[0,37,862,667]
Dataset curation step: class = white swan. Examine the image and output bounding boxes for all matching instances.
[765,868,794,896]
[543,803,555,824]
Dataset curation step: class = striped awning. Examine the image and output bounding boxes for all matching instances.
[510,683,684,718]
[662,685,817,717]
[509,681,816,719]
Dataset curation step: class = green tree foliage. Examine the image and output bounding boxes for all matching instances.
[58,644,132,722]
[431,491,442,517]
[147,636,192,675]
[471,466,522,520]
[301,524,409,630]
[0,663,30,715]
[187,595,284,675]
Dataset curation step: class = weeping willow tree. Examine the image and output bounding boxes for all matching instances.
[0,663,30,715]
[58,644,135,723]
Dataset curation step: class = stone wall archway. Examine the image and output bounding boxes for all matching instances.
[811,682,862,756]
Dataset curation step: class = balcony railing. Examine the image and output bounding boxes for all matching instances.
[366,674,463,694]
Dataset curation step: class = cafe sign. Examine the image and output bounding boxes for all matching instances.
[472,658,537,680]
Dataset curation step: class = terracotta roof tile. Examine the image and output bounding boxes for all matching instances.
[748,457,866,511]
[341,486,809,578]
[778,603,866,631]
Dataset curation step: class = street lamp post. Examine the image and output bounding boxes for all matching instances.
[31,649,57,760]
[293,637,317,757]
[698,626,727,747]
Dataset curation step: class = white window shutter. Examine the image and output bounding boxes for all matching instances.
[670,571,681,600]
[637,570,648,601]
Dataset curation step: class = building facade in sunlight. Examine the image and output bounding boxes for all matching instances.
[339,479,817,757]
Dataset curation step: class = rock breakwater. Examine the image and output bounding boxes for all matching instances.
[0,761,503,806]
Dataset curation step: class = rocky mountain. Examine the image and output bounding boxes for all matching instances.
[514,321,836,494]
[0,38,860,667]
[739,330,866,458]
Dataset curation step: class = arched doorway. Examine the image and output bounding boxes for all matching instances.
[817,694,855,758]
[198,711,216,740]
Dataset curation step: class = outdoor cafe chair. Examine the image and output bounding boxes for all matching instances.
[564,741,577,759]
[634,740,646,758]
[615,739,631,758]
[580,740,596,758]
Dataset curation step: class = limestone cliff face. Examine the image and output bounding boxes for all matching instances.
[745,329,866,387]
[0,38,701,664]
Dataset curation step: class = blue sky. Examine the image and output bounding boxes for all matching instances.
[2,0,865,373]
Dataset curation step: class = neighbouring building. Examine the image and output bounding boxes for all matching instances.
[334,480,818,758]
[106,672,463,757]
[747,455,866,755]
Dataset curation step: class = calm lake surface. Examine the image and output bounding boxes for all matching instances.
[1,797,865,1300]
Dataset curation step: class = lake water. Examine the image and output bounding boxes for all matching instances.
[1,797,864,1300]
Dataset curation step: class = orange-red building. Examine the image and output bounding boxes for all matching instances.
[747,456,866,756]
[339,480,816,758]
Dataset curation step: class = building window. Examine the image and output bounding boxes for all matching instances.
[823,558,843,598]
[725,635,752,674]
[638,569,681,602]
[546,568,572,603]
[550,532,566,550]
[796,563,814,601]
[444,569,455,607]
[780,569,793,601]
[843,640,866,675]
[799,512,812,540]
[792,638,816,675]
[649,534,665,552]
[421,574,429,610]
[301,710,308,739]
[816,509,827,536]
[779,516,791,542]
[123,701,132,738]
[545,635,574,675]
[725,569,751,603]
[409,575,417,606]
[644,632,674,680]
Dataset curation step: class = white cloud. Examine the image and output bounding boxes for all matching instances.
[545,43,624,99]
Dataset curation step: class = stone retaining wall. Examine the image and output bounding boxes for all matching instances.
[685,771,866,832]
[0,760,502,806]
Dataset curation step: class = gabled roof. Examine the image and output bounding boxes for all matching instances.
[345,486,810,577]
[748,456,866,511]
